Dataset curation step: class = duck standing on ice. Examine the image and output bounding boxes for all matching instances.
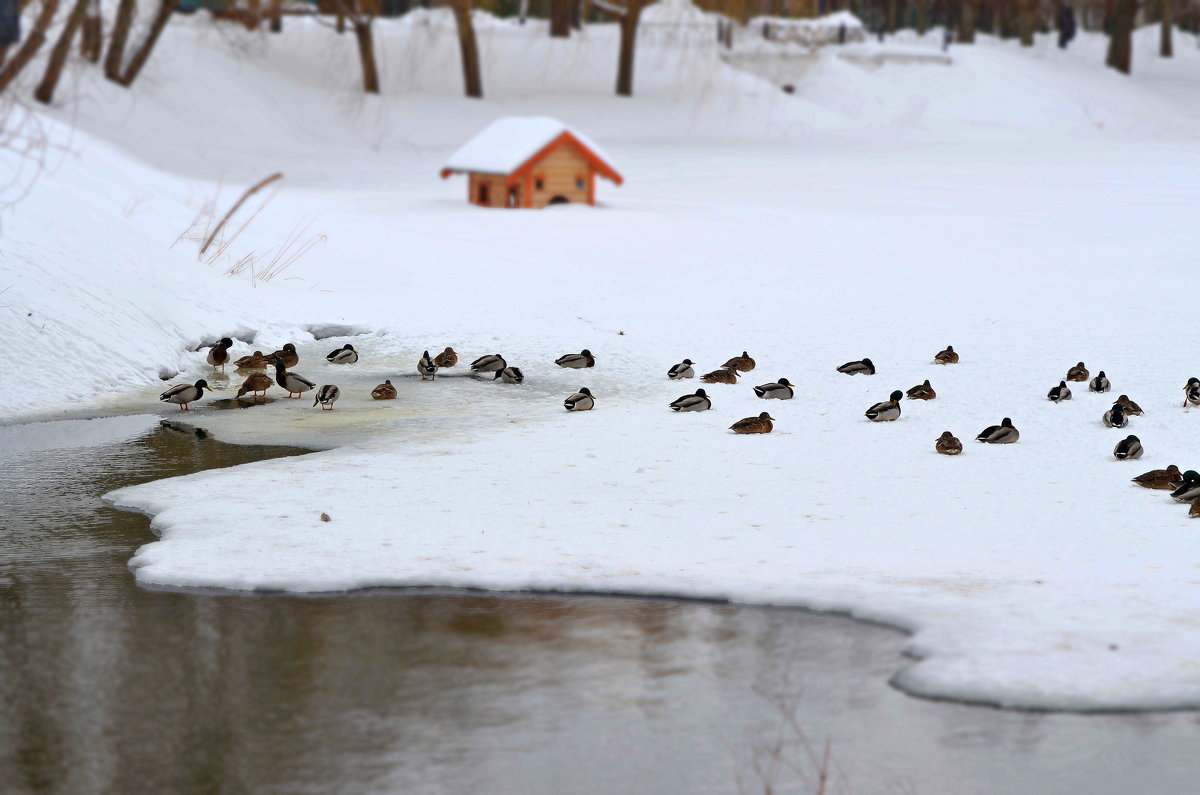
[160,380,210,411]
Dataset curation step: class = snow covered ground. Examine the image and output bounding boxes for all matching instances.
[6,9,1200,710]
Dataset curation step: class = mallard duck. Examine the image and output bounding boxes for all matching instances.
[433,347,458,368]
[418,350,438,381]
[371,380,397,400]
[234,350,271,370]
[1089,371,1110,393]
[1191,497,1200,518]
[1047,381,1072,403]
[754,379,795,400]
[207,337,234,371]
[1115,394,1143,416]
[667,359,696,380]
[935,431,963,455]
[723,351,756,372]
[564,387,595,411]
[933,346,959,365]
[837,358,874,376]
[1113,435,1143,460]
[865,390,903,422]
[1184,378,1200,407]
[235,372,273,401]
[273,358,316,398]
[1103,403,1128,428]
[327,344,358,364]
[730,412,774,434]
[1132,464,1182,490]
[1066,362,1089,382]
[159,379,210,411]
[555,349,596,369]
[500,367,525,384]
[976,417,1019,444]
[471,354,506,376]
[669,388,711,412]
[313,384,339,410]
[1170,471,1200,502]
[266,343,299,368]
[906,380,935,400]
[700,366,739,384]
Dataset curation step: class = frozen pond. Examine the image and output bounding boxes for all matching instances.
[3,416,1200,793]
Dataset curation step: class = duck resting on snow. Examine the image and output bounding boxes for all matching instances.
[327,344,358,364]
[1170,471,1200,503]
[234,350,272,370]
[1047,381,1072,403]
[1131,464,1182,490]
[266,343,299,368]
[933,346,958,365]
[723,352,756,372]
[754,379,795,400]
[1113,435,1143,460]
[1089,371,1110,393]
[1115,394,1143,416]
[865,390,903,422]
[1066,362,1089,382]
[371,380,397,400]
[500,367,525,384]
[730,412,774,434]
[564,387,595,412]
[976,418,1019,444]
[667,359,696,380]
[669,388,711,412]
[700,366,740,385]
[556,349,596,369]
[160,380,210,411]
[906,380,935,400]
[433,347,458,368]
[935,431,962,455]
[1102,403,1128,429]
[837,358,874,376]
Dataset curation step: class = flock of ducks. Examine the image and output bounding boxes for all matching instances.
[160,341,1200,505]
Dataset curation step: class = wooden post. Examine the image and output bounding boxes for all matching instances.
[34,0,88,103]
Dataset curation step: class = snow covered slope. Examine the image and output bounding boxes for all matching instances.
[9,11,1200,710]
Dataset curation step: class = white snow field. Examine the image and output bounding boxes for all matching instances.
[6,7,1200,710]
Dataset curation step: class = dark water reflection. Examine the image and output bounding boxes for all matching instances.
[3,417,1200,794]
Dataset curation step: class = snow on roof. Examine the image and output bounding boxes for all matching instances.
[442,116,619,178]
[749,10,865,29]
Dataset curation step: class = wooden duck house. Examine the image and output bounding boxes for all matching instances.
[441,117,623,209]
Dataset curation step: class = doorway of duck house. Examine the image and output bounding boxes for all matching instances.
[548,195,569,205]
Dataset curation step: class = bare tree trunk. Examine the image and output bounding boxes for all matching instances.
[0,0,60,94]
[116,0,175,86]
[80,0,102,62]
[268,0,282,32]
[34,0,88,103]
[615,1,642,97]
[518,0,528,24]
[452,0,482,97]
[1019,0,1035,44]
[1106,0,1135,72]
[885,0,897,32]
[571,0,581,29]
[245,0,259,30]
[105,0,136,81]
[352,21,379,93]
[550,0,570,36]
[958,0,977,41]
[915,0,929,34]
[1160,0,1173,56]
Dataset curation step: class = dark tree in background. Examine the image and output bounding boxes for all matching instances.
[1106,0,1136,73]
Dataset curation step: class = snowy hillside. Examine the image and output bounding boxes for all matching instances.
[6,9,1200,710]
